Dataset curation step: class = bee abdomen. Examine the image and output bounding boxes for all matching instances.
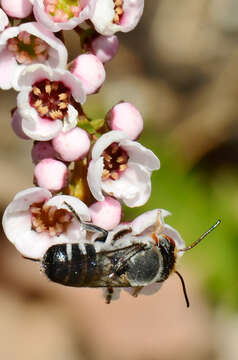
[43,243,100,287]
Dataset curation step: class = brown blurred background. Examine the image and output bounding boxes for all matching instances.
[1,1,238,359]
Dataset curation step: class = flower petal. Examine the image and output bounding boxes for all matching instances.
[92,130,127,160]
[46,195,91,222]
[121,139,160,171]
[87,158,105,201]
[131,209,171,235]
[102,162,152,207]
[0,48,19,90]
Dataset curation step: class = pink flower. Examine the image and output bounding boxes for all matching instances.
[33,0,96,32]
[91,35,119,63]
[0,22,68,90]
[91,0,144,36]
[0,9,8,32]
[107,102,143,140]
[2,187,91,259]
[1,0,33,19]
[89,196,122,230]
[87,130,160,207]
[70,53,106,95]
[17,64,86,140]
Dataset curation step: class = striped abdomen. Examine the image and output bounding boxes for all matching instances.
[42,243,130,287]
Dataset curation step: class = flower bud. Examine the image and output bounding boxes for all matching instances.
[91,35,119,63]
[107,102,143,140]
[1,0,33,18]
[31,141,57,165]
[34,158,68,192]
[89,196,122,230]
[52,128,90,162]
[11,109,29,140]
[70,54,106,94]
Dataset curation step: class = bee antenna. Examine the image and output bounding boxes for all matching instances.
[179,219,221,252]
[174,270,190,308]
[23,256,40,262]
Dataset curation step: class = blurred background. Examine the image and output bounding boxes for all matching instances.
[1,0,238,359]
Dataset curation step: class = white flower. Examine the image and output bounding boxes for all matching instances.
[2,187,91,259]
[91,0,144,36]
[17,64,86,141]
[87,130,160,207]
[0,9,8,33]
[33,0,96,32]
[0,22,68,90]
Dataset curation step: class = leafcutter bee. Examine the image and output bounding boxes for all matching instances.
[25,202,221,305]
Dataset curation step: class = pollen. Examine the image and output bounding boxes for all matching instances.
[29,79,71,121]
[113,0,124,24]
[30,201,73,237]
[102,142,129,181]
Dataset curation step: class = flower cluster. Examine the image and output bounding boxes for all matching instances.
[2,0,185,301]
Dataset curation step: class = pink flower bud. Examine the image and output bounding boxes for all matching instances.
[91,35,119,63]
[52,128,90,162]
[70,54,106,95]
[1,0,33,18]
[31,141,57,164]
[89,196,122,230]
[34,158,68,192]
[107,102,143,140]
[11,108,29,140]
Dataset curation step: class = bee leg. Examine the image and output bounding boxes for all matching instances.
[105,286,114,304]
[132,286,143,297]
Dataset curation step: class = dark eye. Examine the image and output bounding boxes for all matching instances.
[126,248,160,285]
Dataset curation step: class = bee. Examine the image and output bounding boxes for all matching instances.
[25,202,221,305]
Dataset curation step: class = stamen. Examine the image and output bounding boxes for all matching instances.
[33,87,41,96]
[30,201,73,237]
[29,79,71,121]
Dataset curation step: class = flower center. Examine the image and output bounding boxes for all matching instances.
[102,142,128,181]
[113,0,124,24]
[7,31,49,65]
[44,0,83,22]
[30,201,73,237]
[29,79,71,121]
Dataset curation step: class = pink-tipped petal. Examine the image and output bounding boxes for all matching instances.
[1,0,33,18]
[89,196,122,230]
[70,54,106,95]
[107,102,143,140]
[91,35,119,63]
[52,127,90,162]
[34,158,69,192]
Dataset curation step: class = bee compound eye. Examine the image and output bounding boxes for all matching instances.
[126,248,160,285]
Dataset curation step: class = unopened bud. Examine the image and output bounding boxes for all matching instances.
[107,102,143,140]
[70,54,106,95]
